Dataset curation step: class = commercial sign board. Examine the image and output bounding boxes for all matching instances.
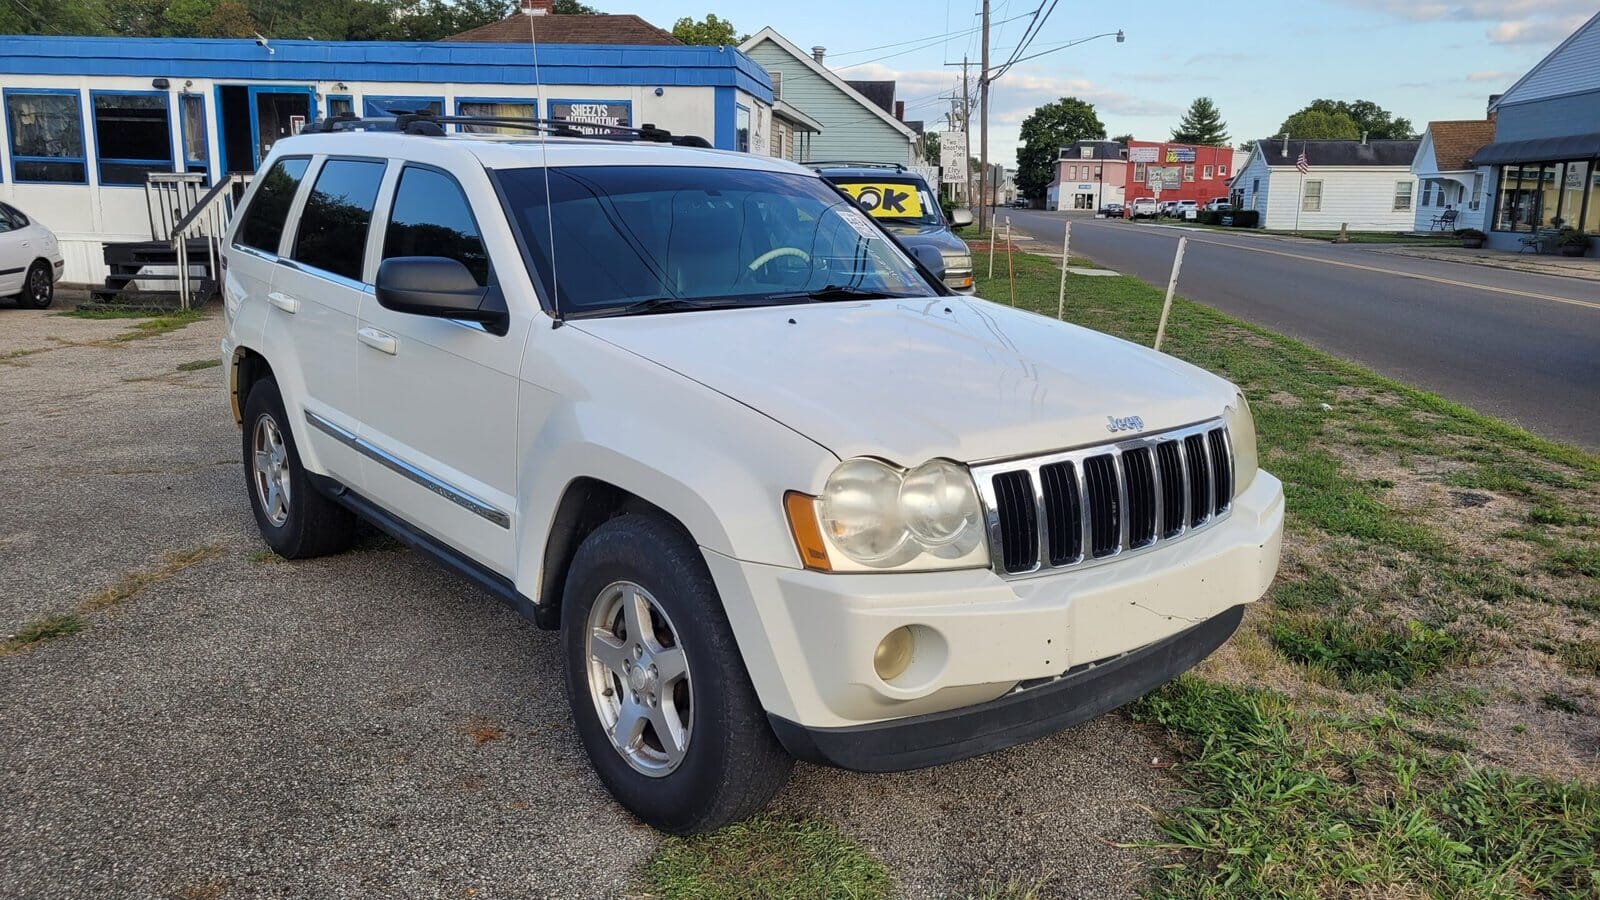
[1147,166,1182,189]
[1165,147,1197,163]
[939,132,968,184]
[547,99,631,134]
[1129,146,1159,162]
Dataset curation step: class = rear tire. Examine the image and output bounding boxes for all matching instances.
[561,512,793,834]
[17,262,52,309]
[242,377,356,559]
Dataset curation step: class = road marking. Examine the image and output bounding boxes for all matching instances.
[1070,220,1600,312]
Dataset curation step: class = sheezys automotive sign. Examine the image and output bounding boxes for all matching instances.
[548,100,632,135]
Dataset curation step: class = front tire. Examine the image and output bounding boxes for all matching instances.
[561,513,792,834]
[241,377,356,559]
[18,261,53,309]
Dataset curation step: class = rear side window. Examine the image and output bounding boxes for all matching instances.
[382,166,489,286]
[291,158,386,282]
[236,157,310,254]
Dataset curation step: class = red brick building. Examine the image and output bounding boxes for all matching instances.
[1122,140,1237,206]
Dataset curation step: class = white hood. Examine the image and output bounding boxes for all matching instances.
[572,297,1235,464]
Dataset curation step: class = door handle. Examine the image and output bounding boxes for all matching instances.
[267,291,299,314]
[357,326,398,355]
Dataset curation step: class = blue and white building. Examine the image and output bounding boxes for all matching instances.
[0,35,774,283]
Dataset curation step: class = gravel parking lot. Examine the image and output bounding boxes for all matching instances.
[1,306,1174,899]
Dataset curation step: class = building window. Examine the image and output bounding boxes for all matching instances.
[179,93,207,177]
[1302,179,1322,212]
[735,105,750,152]
[1183,164,1195,182]
[326,95,354,119]
[1252,177,1259,193]
[1133,162,1146,182]
[364,96,443,117]
[1068,165,1077,179]
[1203,165,1213,179]
[1393,181,1412,211]
[1558,160,1589,229]
[1219,165,1227,177]
[235,157,310,255]
[458,99,536,134]
[771,71,782,100]
[1420,179,1434,208]
[4,90,86,183]
[91,92,174,186]
[1469,171,1483,210]
[289,158,385,282]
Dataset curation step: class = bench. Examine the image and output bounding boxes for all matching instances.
[1519,227,1561,254]
[1428,208,1458,231]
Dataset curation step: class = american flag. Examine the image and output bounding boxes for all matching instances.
[1296,148,1310,174]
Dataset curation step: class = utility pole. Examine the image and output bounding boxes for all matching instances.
[978,0,990,233]
[961,56,971,208]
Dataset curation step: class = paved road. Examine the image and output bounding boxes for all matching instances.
[996,210,1600,450]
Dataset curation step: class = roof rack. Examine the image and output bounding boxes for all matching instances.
[801,160,909,171]
[314,111,712,147]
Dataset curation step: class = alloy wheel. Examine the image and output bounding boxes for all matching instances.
[251,414,291,527]
[585,581,693,776]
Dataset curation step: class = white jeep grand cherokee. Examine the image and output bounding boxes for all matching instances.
[221,116,1283,835]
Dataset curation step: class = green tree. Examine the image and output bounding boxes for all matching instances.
[1279,108,1361,140]
[197,0,259,36]
[1111,133,1134,144]
[670,13,743,45]
[1278,99,1413,140]
[1016,97,1105,202]
[1170,96,1229,146]
[552,0,597,11]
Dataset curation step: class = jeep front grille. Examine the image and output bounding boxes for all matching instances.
[972,420,1232,578]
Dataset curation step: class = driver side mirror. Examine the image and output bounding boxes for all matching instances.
[375,257,508,335]
[909,244,946,282]
[949,208,974,227]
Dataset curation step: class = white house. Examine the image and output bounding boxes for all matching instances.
[1409,119,1496,232]
[1232,138,1421,231]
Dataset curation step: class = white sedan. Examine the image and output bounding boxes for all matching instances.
[0,202,64,309]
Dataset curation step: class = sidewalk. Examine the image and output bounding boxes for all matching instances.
[1371,245,1600,281]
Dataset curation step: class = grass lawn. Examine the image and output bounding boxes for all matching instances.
[989,248,1600,897]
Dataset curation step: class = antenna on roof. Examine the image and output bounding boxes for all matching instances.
[525,0,562,326]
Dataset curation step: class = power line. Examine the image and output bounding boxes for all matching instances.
[828,9,1035,60]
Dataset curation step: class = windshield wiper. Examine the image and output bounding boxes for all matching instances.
[568,297,755,319]
[767,284,897,303]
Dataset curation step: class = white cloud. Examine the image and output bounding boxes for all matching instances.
[1331,0,1593,45]
[1465,69,1515,82]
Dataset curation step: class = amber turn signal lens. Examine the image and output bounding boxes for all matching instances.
[784,491,832,572]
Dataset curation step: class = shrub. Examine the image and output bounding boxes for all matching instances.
[1556,227,1589,248]
[1229,209,1260,228]
[1455,227,1485,240]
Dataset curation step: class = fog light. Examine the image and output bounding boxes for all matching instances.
[874,626,915,681]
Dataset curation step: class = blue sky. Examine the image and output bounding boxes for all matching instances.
[602,0,1593,167]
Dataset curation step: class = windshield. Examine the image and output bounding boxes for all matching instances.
[825,177,943,226]
[497,165,936,317]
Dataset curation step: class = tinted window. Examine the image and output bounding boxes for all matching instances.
[291,158,386,281]
[237,157,310,254]
[5,92,86,183]
[92,93,172,185]
[383,166,489,286]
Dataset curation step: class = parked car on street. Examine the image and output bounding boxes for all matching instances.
[0,201,64,309]
[1129,197,1161,219]
[810,162,975,294]
[1098,202,1123,218]
[1172,200,1199,219]
[1157,200,1177,218]
[221,114,1283,836]
[1204,197,1232,211]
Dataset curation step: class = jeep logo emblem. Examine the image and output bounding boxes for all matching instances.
[1107,415,1145,433]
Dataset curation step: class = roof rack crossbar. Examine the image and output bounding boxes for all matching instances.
[801,160,909,171]
[314,111,711,147]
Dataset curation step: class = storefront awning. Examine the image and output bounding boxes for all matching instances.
[1470,133,1600,165]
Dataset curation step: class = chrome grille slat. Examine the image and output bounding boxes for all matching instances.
[972,420,1233,581]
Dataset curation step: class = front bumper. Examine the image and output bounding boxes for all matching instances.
[703,471,1282,737]
[770,604,1243,772]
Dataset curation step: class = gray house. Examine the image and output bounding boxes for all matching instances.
[739,28,918,166]
[1469,10,1600,252]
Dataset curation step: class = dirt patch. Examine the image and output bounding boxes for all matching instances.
[460,717,507,745]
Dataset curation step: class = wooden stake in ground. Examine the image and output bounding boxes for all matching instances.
[988,212,999,279]
[1005,218,1016,306]
[1154,235,1187,351]
[1056,220,1071,320]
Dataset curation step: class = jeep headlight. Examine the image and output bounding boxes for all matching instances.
[1224,391,1258,497]
[941,252,972,272]
[786,458,989,572]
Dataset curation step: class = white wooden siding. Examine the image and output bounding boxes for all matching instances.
[1263,167,1417,231]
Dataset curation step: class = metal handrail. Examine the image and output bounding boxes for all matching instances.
[170,173,246,310]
